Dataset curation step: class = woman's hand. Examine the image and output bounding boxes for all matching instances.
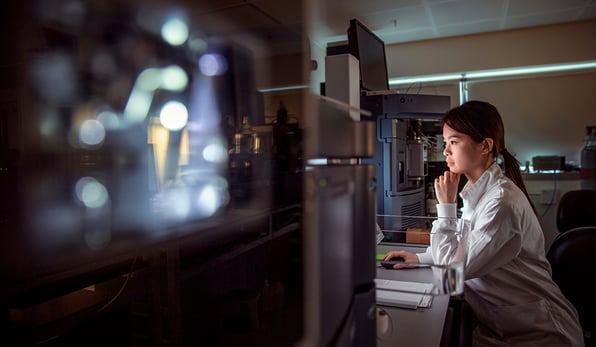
[435,171,460,204]
[382,250,419,269]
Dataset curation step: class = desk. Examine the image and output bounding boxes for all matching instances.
[376,243,451,347]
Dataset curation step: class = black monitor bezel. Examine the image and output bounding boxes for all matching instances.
[347,18,389,92]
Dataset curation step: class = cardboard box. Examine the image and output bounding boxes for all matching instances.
[406,228,430,245]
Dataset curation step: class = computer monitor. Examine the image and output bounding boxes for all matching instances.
[347,18,389,92]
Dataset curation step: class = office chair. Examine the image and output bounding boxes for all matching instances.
[546,226,596,346]
[556,189,596,233]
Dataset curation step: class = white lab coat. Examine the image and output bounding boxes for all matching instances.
[418,163,584,346]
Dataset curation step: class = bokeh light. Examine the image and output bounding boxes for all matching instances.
[203,142,228,163]
[138,68,162,91]
[160,101,188,131]
[161,17,189,46]
[162,65,188,91]
[171,188,192,220]
[197,185,219,217]
[198,53,228,76]
[75,177,109,209]
[188,34,208,53]
[79,119,106,146]
[96,110,121,130]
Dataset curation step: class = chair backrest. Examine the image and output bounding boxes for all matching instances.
[556,189,596,233]
[546,226,596,343]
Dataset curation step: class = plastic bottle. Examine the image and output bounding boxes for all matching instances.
[426,184,438,217]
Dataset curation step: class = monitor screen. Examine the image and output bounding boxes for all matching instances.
[347,18,389,92]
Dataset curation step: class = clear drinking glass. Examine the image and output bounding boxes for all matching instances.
[430,218,469,296]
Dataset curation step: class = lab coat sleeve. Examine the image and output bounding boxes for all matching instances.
[416,203,458,265]
[416,248,433,264]
[431,198,523,279]
[429,203,459,266]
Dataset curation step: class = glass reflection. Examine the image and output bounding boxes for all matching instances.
[8,1,259,266]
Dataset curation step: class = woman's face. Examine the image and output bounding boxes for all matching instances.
[442,123,488,181]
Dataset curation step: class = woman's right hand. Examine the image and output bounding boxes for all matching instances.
[382,250,420,269]
[434,170,460,204]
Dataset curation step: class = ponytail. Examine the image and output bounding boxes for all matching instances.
[501,149,536,214]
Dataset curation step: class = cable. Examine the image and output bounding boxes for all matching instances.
[376,307,393,341]
[538,172,558,222]
[31,256,139,345]
[404,81,417,94]
[327,293,355,347]
[97,255,138,313]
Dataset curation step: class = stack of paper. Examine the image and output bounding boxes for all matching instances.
[375,279,433,309]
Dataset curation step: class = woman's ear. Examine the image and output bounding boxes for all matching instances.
[483,138,494,155]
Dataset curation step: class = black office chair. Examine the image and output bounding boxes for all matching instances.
[546,226,596,346]
[556,189,596,233]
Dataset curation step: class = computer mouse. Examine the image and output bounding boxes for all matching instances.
[380,257,405,269]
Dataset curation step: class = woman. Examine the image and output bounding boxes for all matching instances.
[384,101,584,346]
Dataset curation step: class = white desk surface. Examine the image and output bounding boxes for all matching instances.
[376,243,450,347]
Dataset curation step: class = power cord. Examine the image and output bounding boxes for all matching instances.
[97,255,138,313]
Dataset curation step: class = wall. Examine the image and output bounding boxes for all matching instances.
[255,52,305,90]
[468,72,596,166]
[385,19,596,77]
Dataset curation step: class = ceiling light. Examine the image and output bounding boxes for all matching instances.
[258,85,309,93]
[388,60,596,86]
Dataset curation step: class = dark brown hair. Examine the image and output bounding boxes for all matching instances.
[442,100,536,213]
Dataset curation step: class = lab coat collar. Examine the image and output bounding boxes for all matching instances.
[460,162,502,212]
